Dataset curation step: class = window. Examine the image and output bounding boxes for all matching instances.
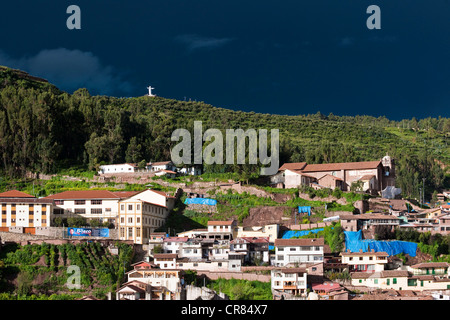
[128,217,133,224]
[128,227,133,238]
[105,208,111,212]
[91,209,102,215]
[137,217,140,224]
[120,217,124,224]
[121,204,125,211]
[55,200,64,205]
[74,209,86,214]
[91,200,102,205]
[120,227,125,238]
[393,278,397,284]
[74,200,85,205]
[136,227,141,237]
[128,204,133,211]
[137,204,141,211]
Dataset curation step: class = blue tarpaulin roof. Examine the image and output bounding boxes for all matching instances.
[184,198,217,205]
[344,230,417,257]
[281,228,324,239]
[298,206,311,216]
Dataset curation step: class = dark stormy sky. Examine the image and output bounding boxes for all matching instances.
[0,0,449,120]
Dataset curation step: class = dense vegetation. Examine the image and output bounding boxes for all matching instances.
[0,241,134,299]
[0,66,448,201]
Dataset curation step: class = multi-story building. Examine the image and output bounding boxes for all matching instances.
[230,237,270,264]
[274,238,325,266]
[162,237,189,254]
[44,190,139,226]
[340,250,388,272]
[271,268,308,297]
[118,189,176,244]
[0,190,53,228]
[205,220,238,240]
[126,260,184,299]
[340,213,401,232]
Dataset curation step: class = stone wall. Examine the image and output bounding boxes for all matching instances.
[197,270,271,282]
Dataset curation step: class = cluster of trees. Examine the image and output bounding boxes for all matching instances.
[0,66,448,200]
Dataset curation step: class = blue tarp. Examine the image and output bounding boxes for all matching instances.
[298,206,311,216]
[184,198,217,206]
[281,228,324,239]
[344,230,417,257]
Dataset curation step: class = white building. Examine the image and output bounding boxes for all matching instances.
[274,238,325,266]
[0,190,53,228]
[179,166,202,176]
[98,163,138,175]
[149,161,176,173]
[340,250,388,273]
[126,261,183,296]
[271,268,308,297]
[44,190,138,225]
[162,237,189,254]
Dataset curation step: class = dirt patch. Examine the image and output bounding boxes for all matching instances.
[242,206,298,227]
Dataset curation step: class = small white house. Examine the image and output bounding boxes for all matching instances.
[98,163,137,174]
[149,161,176,172]
[179,166,202,176]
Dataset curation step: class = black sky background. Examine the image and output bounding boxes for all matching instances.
[0,0,449,120]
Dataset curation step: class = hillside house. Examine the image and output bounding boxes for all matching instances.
[274,154,395,193]
[162,237,189,255]
[206,220,238,240]
[340,250,388,272]
[149,161,176,173]
[340,213,400,232]
[230,237,270,264]
[116,280,153,300]
[236,224,279,243]
[126,260,184,297]
[271,268,308,297]
[98,163,139,175]
[274,238,325,266]
[351,266,450,292]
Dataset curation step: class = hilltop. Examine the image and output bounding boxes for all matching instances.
[0,65,448,200]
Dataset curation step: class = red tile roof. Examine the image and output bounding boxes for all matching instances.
[302,160,381,172]
[44,190,122,200]
[0,190,35,198]
[149,189,176,198]
[207,220,235,226]
[279,162,307,171]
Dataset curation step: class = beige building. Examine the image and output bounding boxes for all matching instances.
[351,262,450,291]
[0,190,53,228]
[118,189,176,244]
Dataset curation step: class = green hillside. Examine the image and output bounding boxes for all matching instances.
[0,66,448,200]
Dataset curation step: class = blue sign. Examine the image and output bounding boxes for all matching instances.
[68,228,109,237]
